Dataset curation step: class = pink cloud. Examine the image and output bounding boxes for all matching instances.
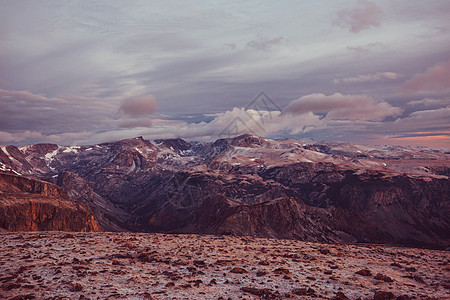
[283,93,402,121]
[119,95,157,117]
[334,0,383,33]
[333,72,400,84]
[0,88,64,103]
[402,60,450,93]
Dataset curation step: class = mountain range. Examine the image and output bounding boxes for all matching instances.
[0,134,449,249]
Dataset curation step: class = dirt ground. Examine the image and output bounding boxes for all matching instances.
[0,232,449,299]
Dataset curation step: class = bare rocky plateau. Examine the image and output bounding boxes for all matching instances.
[0,232,449,299]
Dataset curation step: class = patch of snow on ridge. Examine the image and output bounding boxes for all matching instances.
[18,145,32,153]
[63,146,80,153]
[0,162,22,175]
[180,150,194,156]
[1,146,10,159]
[44,148,59,171]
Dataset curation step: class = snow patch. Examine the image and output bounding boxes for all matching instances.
[1,146,10,158]
[18,145,32,153]
[44,148,59,171]
[63,146,80,153]
[0,162,22,175]
[180,149,194,156]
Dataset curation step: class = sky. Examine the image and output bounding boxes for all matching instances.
[0,0,449,148]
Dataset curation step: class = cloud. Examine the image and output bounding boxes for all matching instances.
[334,0,383,33]
[0,130,45,144]
[346,42,384,58]
[402,60,450,93]
[407,97,450,107]
[247,37,284,51]
[0,88,121,145]
[378,106,450,147]
[283,93,402,121]
[119,95,157,117]
[333,72,400,84]
[392,106,450,130]
[0,88,117,132]
[118,118,153,129]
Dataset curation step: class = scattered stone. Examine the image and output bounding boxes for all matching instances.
[390,262,402,268]
[273,268,290,275]
[256,270,267,277]
[192,279,202,287]
[331,291,350,300]
[413,275,425,284]
[241,287,273,297]
[0,232,447,299]
[16,266,27,274]
[373,291,395,300]
[69,281,83,292]
[319,248,330,255]
[405,267,417,272]
[193,260,206,267]
[292,287,315,296]
[9,294,35,300]
[230,267,247,274]
[330,265,339,269]
[355,269,372,276]
[375,273,393,282]
[1,282,21,291]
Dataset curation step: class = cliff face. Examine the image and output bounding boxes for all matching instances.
[134,173,449,248]
[55,171,129,232]
[0,172,101,232]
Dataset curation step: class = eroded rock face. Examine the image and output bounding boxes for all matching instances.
[0,173,101,232]
[0,134,449,248]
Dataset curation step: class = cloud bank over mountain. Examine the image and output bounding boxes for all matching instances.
[0,1,449,147]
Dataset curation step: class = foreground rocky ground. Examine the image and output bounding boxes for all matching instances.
[0,232,449,299]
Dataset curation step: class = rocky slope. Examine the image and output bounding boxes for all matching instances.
[0,135,449,248]
[0,232,449,299]
[0,172,101,232]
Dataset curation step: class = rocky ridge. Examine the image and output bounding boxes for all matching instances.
[0,135,449,248]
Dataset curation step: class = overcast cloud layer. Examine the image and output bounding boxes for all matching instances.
[0,1,449,148]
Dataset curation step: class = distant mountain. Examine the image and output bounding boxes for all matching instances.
[0,134,449,248]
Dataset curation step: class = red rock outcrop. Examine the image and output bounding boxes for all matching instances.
[0,172,101,232]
